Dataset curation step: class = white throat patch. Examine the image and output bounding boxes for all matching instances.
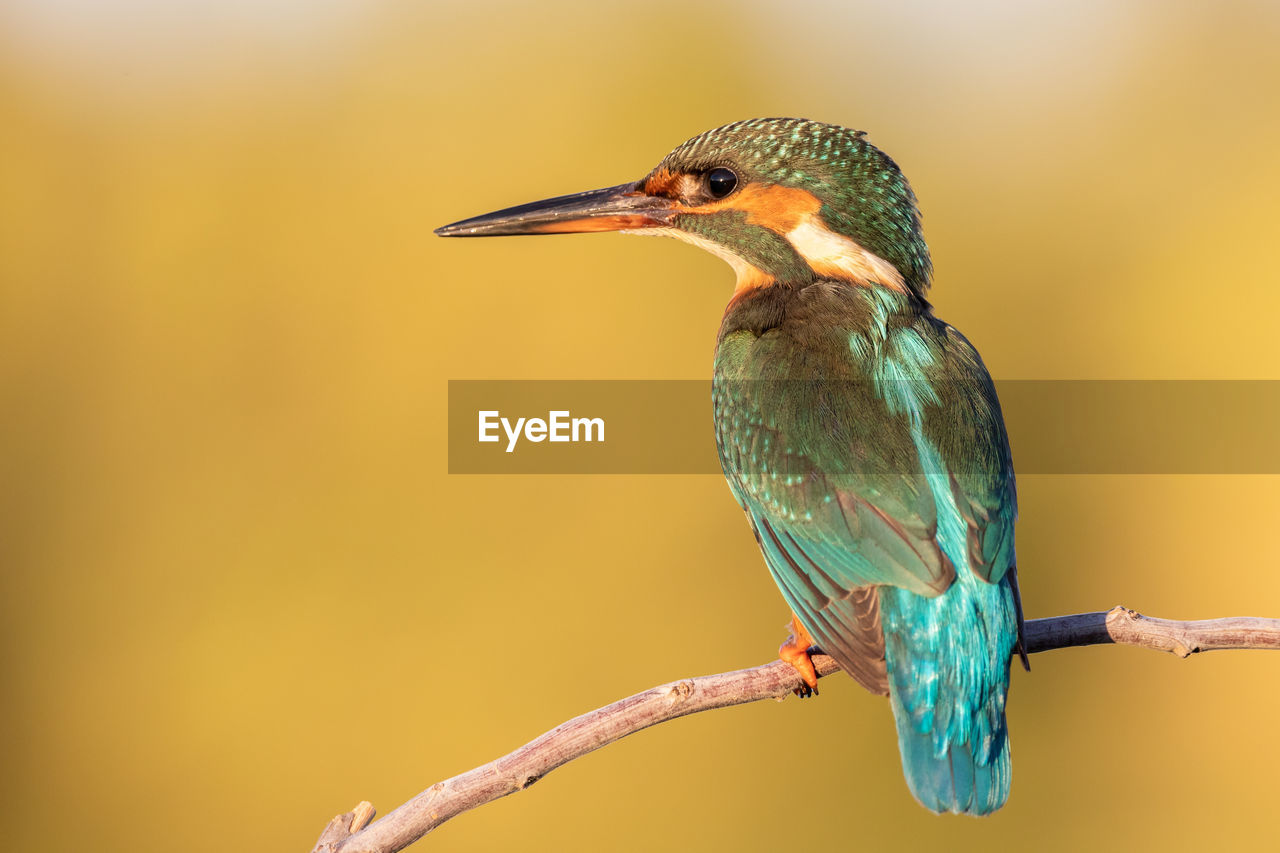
[784,215,906,292]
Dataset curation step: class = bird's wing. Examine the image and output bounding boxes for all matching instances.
[922,321,1018,585]
[713,319,1019,690]
[714,371,944,695]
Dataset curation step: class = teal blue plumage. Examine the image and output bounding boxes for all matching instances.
[714,283,1022,815]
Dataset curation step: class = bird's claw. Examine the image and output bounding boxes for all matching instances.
[778,613,820,698]
[792,682,820,699]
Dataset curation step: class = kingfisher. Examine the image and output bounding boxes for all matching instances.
[436,118,1027,815]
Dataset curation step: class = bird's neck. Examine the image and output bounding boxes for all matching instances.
[718,278,926,343]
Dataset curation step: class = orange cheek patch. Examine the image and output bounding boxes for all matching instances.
[684,183,823,232]
[737,184,824,232]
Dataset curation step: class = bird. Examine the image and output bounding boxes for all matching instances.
[435,118,1027,816]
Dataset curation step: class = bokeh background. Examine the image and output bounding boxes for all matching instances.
[3,1,1279,850]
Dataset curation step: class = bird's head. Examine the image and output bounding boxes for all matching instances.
[435,118,931,299]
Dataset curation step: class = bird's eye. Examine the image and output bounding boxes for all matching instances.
[707,167,737,199]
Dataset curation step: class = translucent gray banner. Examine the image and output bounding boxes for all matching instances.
[448,380,1280,474]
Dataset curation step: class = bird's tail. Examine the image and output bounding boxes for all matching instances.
[889,689,1011,816]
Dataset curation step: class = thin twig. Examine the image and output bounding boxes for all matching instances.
[311,606,1280,853]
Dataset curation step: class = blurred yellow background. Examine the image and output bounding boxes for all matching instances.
[3,1,1279,850]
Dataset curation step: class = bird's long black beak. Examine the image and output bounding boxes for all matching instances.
[434,181,677,237]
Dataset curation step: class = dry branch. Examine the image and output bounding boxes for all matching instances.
[311,606,1280,853]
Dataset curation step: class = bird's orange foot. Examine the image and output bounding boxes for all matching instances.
[779,614,820,698]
